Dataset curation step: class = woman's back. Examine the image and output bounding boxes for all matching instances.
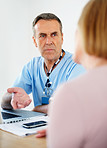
[48,65,107,148]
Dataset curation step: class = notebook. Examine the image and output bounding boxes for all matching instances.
[0,109,46,124]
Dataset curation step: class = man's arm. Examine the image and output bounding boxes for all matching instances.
[32,104,48,114]
[1,92,13,109]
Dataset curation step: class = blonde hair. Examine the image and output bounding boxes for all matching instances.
[78,0,107,59]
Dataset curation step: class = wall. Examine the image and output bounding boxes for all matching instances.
[0,0,89,109]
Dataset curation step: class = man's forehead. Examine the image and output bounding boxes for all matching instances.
[34,19,61,34]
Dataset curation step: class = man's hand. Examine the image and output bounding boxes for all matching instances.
[7,87,32,109]
[35,129,47,138]
[32,105,48,114]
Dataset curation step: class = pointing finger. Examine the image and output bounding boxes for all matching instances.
[7,87,21,93]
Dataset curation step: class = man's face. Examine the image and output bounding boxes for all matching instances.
[33,20,63,61]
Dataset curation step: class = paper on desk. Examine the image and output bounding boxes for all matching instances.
[0,116,48,137]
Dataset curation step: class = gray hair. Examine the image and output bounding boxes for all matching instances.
[32,13,62,36]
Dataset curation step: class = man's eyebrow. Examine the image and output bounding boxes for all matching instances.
[51,31,58,34]
[39,33,46,35]
[51,31,58,35]
[38,32,58,36]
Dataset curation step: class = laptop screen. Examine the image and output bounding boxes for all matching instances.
[0,111,3,124]
[1,112,21,119]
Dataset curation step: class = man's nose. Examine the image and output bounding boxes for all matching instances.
[46,36,53,44]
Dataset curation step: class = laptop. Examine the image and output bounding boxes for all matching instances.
[0,110,3,124]
[0,109,46,124]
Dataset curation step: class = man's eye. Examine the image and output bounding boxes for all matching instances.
[52,33,57,37]
[40,34,46,38]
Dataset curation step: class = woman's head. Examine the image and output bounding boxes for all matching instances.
[79,0,107,58]
[73,0,107,69]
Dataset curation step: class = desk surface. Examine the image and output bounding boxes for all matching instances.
[0,129,47,148]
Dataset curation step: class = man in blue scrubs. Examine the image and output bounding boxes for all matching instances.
[1,13,85,113]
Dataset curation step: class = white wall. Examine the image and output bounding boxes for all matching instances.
[0,0,89,108]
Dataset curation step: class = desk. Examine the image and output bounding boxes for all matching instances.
[0,129,47,148]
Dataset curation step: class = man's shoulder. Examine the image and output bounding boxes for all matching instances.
[64,50,72,56]
[24,56,43,71]
[63,50,73,61]
[28,56,43,65]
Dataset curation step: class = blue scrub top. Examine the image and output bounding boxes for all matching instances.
[13,51,86,106]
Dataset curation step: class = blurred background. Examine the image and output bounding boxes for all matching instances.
[0,0,89,109]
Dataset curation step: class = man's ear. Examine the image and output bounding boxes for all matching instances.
[32,36,37,47]
[61,33,64,44]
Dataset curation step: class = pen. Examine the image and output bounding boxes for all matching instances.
[25,132,37,136]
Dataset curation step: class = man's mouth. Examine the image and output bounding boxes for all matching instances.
[44,48,55,51]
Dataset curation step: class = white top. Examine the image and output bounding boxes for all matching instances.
[48,65,107,148]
